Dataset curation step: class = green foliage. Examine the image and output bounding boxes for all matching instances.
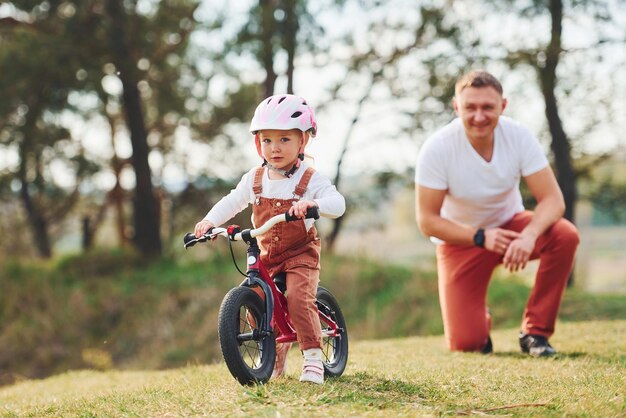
[588,176,626,224]
[320,254,442,339]
[0,252,235,385]
[54,248,146,279]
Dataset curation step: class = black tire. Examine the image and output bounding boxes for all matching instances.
[218,287,276,385]
[316,286,348,378]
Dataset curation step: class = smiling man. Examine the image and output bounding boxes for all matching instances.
[414,70,579,356]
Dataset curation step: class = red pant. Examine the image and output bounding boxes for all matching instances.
[265,243,322,351]
[436,211,580,352]
[252,241,322,351]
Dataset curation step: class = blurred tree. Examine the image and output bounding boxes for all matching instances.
[0,3,99,258]
[579,151,626,224]
[260,0,278,97]
[104,0,162,257]
[232,0,336,99]
[588,177,626,224]
[2,0,622,259]
[322,4,468,251]
[1,0,209,258]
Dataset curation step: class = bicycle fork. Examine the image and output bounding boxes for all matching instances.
[239,240,275,341]
[317,300,344,338]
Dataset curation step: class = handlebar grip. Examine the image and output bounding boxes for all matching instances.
[183,232,197,247]
[285,206,320,222]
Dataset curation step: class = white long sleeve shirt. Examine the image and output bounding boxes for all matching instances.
[203,163,345,230]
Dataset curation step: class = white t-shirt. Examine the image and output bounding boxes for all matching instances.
[204,163,345,230]
[415,116,548,230]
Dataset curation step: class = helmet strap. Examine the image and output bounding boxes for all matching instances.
[262,159,301,178]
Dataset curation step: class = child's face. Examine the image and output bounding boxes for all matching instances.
[259,129,306,171]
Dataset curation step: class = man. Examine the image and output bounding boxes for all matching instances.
[415,70,579,356]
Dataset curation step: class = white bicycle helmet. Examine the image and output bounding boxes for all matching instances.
[249,94,317,137]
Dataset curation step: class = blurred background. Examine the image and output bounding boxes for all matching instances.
[1,0,624,385]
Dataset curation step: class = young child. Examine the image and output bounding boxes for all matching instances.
[194,94,345,384]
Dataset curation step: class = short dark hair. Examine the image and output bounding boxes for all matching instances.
[455,70,503,96]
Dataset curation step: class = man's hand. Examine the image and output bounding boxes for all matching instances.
[503,234,536,272]
[485,228,536,272]
[194,219,215,238]
[289,200,317,219]
[484,228,520,255]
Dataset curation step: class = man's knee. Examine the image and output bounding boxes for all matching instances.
[444,318,490,352]
[551,218,580,251]
[448,334,488,352]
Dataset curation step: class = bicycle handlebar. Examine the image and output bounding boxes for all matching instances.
[183,206,320,249]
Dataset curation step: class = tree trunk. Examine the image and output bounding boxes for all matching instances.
[82,216,93,250]
[106,112,130,247]
[120,75,162,257]
[283,0,297,94]
[109,182,128,247]
[261,0,277,97]
[326,87,373,252]
[539,0,577,285]
[18,166,51,258]
[107,0,162,257]
[540,0,577,223]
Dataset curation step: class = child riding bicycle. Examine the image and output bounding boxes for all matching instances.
[194,94,345,384]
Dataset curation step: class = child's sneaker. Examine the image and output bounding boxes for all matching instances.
[299,359,324,384]
[299,348,324,384]
[272,342,291,378]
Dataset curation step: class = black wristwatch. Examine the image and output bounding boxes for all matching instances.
[473,228,486,248]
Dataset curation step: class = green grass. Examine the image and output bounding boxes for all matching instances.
[2,251,626,387]
[1,320,624,417]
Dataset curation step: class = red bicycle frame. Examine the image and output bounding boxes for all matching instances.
[241,227,341,345]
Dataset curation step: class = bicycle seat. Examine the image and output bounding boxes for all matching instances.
[273,273,287,293]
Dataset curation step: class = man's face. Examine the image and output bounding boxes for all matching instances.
[453,86,507,143]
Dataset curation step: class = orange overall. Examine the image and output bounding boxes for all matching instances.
[251,166,322,351]
[436,211,580,351]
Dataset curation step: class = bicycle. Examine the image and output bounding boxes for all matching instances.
[183,207,348,385]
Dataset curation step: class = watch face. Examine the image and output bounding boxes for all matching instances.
[474,229,485,247]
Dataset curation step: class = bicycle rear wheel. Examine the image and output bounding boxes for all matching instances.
[218,286,276,385]
[316,286,348,378]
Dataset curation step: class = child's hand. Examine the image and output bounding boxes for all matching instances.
[194,220,215,238]
[289,200,318,219]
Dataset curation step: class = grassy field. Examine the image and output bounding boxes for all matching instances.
[1,250,625,391]
[1,320,624,417]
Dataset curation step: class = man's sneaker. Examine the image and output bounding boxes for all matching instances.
[519,332,557,357]
[299,359,324,384]
[272,342,292,378]
[481,335,493,354]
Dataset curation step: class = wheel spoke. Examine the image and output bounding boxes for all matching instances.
[314,288,348,378]
[240,341,261,368]
[322,337,336,363]
[320,318,338,364]
[237,304,263,370]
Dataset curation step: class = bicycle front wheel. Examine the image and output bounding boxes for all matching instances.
[317,286,348,378]
[218,286,276,385]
